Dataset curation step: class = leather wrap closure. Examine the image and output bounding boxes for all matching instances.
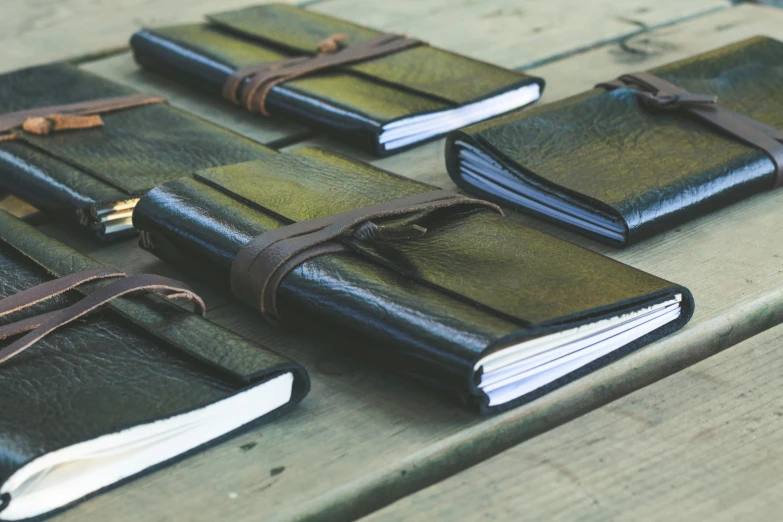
[599,72,783,189]
[0,269,205,365]
[223,33,424,115]
[0,93,166,140]
[231,189,503,322]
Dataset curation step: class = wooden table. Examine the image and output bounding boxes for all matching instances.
[3,1,783,521]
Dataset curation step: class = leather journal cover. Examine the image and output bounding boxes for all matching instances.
[446,36,783,246]
[0,211,309,521]
[0,63,279,240]
[129,3,544,156]
[132,147,694,415]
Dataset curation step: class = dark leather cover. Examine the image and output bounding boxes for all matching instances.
[0,63,278,239]
[446,37,783,246]
[133,147,693,414]
[129,3,544,156]
[0,211,309,520]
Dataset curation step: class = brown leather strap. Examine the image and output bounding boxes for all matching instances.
[230,189,502,323]
[0,93,166,139]
[598,72,783,189]
[0,267,125,317]
[0,273,205,365]
[223,33,424,116]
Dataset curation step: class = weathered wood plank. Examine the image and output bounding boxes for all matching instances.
[364,323,783,522]
[532,2,783,102]
[50,5,783,522]
[79,54,312,146]
[0,0,300,73]
[310,0,729,68]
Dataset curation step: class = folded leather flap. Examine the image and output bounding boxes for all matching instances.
[0,64,277,196]
[195,148,675,326]
[0,210,296,384]
[464,36,783,223]
[206,3,532,106]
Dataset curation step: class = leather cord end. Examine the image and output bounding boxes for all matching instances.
[352,221,427,242]
[316,33,349,54]
[22,114,104,135]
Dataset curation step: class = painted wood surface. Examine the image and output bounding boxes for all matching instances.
[310,0,730,68]
[0,0,298,73]
[364,322,783,521]
[0,1,781,521]
[42,4,783,522]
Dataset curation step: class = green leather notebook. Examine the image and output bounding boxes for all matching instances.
[0,63,278,240]
[130,3,544,156]
[446,37,783,246]
[0,211,309,520]
[132,147,694,415]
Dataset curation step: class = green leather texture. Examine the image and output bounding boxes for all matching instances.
[207,4,529,105]
[130,3,543,155]
[448,37,783,245]
[0,210,309,517]
[0,63,278,236]
[199,148,671,325]
[133,147,693,414]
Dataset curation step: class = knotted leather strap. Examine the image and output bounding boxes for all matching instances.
[0,93,166,140]
[0,269,205,365]
[230,189,503,323]
[222,33,424,116]
[598,72,783,189]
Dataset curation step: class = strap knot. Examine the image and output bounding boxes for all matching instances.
[599,71,783,189]
[222,33,424,116]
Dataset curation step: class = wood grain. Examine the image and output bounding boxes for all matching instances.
[47,5,783,522]
[310,0,729,68]
[0,0,301,73]
[364,323,783,522]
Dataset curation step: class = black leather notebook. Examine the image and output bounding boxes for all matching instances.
[446,36,783,246]
[129,3,544,156]
[132,147,694,415]
[0,211,309,521]
[0,63,278,240]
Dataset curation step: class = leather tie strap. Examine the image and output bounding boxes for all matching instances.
[0,93,167,140]
[0,270,205,365]
[222,33,424,116]
[598,72,783,189]
[231,189,503,323]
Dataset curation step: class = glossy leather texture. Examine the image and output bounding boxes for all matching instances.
[133,147,693,414]
[447,37,783,246]
[129,3,544,156]
[0,211,309,518]
[0,63,278,239]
